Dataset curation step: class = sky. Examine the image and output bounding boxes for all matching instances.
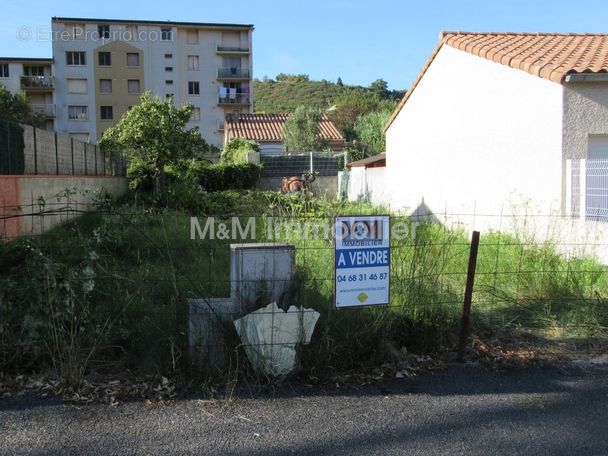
[2,0,608,91]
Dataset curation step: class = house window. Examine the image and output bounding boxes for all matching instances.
[100,106,113,120]
[187,55,199,70]
[188,81,200,95]
[125,25,138,40]
[98,52,111,66]
[98,24,110,39]
[127,53,140,67]
[0,64,9,78]
[165,66,173,72]
[68,105,88,120]
[24,66,44,76]
[187,29,199,44]
[165,80,173,85]
[165,53,173,59]
[67,78,87,93]
[99,79,112,93]
[66,51,86,66]
[191,107,200,121]
[128,79,141,94]
[161,28,173,41]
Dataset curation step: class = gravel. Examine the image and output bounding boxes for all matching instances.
[1,365,607,455]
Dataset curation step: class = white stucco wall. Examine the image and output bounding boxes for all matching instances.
[385,45,564,232]
[563,82,608,160]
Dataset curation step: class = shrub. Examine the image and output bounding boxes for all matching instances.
[221,138,259,164]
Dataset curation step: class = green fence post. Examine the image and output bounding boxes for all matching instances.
[54,132,59,175]
[7,119,11,175]
[33,126,38,174]
[71,138,75,175]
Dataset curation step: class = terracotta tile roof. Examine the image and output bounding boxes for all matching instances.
[225,113,345,144]
[385,32,608,131]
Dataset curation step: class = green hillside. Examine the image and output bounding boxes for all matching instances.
[252,74,405,143]
[253,74,404,113]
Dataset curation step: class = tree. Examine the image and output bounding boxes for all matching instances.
[0,83,45,127]
[369,78,389,98]
[283,106,328,152]
[352,110,392,157]
[99,92,207,196]
[221,138,259,164]
[337,77,344,86]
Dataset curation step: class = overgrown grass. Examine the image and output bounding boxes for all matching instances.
[1,190,607,387]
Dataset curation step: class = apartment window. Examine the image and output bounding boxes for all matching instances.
[165,80,173,85]
[98,52,111,66]
[125,25,138,40]
[24,66,44,76]
[99,79,112,94]
[70,133,90,143]
[127,52,140,67]
[190,107,200,121]
[68,105,88,120]
[128,79,141,94]
[67,78,87,93]
[187,55,199,70]
[187,29,199,44]
[161,28,173,41]
[165,66,173,72]
[188,81,200,95]
[69,23,85,39]
[0,64,8,78]
[66,51,86,66]
[98,24,110,39]
[100,106,113,120]
[164,53,173,59]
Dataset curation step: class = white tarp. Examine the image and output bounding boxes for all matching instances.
[234,302,320,377]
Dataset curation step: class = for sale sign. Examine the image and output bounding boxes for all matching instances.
[334,216,390,308]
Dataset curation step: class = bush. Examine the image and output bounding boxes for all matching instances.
[221,138,259,164]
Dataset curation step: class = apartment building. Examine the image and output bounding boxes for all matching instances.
[0,57,55,131]
[0,17,254,146]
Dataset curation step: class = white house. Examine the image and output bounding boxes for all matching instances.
[383,32,608,259]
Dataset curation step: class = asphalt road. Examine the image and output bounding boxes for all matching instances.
[1,365,607,455]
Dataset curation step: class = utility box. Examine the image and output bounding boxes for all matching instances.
[188,243,296,373]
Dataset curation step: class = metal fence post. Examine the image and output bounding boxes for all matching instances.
[33,126,38,174]
[54,132,59,175]
[7,119,11,174]
[94,145,98,176]
[457,230,481,361]
[84,143,88,176]
[71,138,75,175]
[309,151,313,174]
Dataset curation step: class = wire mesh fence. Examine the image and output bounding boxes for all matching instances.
[1,201,607,382]
[260,152,345,177]
[0,118,126,176]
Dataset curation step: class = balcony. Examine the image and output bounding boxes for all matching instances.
[216,43,250,54]
[20,75,54,90]
[31,104,56,118]
[217,67,251,80]
[218,94,251,106]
